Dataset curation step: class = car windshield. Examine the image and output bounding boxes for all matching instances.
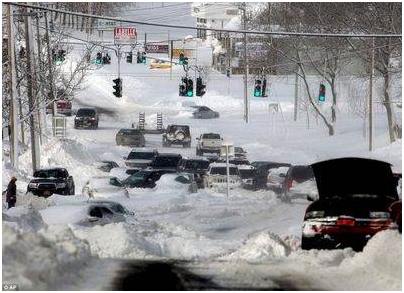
[152,156,181,167]
[33,169,67,178]
[210,167,239,176]
[183,160,210,170]
[127,152,155,160]
[119,129,142,135]
[77,109,95,117]
[199,106,211,111]
[124,172,149,184]
[239,169,255,178]
[202,133,220,139]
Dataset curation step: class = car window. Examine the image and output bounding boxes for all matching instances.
[109,177,123,187]
[33,169,67,178]
[89,207,103,218]
[184,160,210,170]
[127,152,155,160]
[153,156,181,167]
[119,129,142,135]
[210,167,239,176]
[202,133,220,139]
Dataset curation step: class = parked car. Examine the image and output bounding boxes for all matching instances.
[82,200,134,226]
[150,59,171,69]
[250,161,291,190]
[121,170,163,188]
[82,176,129,198]
[301,158,400,251]
[96,161,119,172]
[149,153,182,174]
[74,108,99,129]
[267,166,290,194]
[196,133,223,156]
[116,128,146,147]
[238,165,256,190]
[204,163,241,189]
[234,147,247,159]
[192,106,220,119]
[162,125,191,148]
[27,168,75,197]
[177,157,210,188]
[124,148,158,169]
[282,165,317,201]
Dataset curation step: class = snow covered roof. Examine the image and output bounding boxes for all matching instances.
[238,164,255,170]
[210,162,238,168]
[129,147,157,153]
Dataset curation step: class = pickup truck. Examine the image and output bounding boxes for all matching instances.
[27,168,75,197]
[196,133,223,156]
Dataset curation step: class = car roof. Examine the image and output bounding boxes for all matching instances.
[210,162,238,168]
[129,148,157,153]
[181,156,209,161]
[157,153,182,157]
[36,167,66,171]
[238,164,255,170]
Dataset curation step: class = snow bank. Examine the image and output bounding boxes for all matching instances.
[154,174,190,194]
[3,215,92,290]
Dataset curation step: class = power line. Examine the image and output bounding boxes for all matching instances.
[10,2,402,39]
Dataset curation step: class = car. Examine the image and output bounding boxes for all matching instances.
[301,158,400,251]
[149,153,182,174]
[177,157,210,188]
[150,59,172,69]
[192,106,220,119]
[124,148,158,169]
[282,165,317,202]
[204,162,241,189]
[116,129,146,147]
[238,165,257,190]
[96,161,119,172]
[74,108,99,129]
[162,125,191,148]
[82,176,129,199]
[27,168,75,197]
[196,133,223,156]
[267,166,290,194]
[250,161,291,190]
[121,170,163,188]
[234,147,247,159]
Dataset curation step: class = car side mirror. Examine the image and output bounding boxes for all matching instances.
[307,195,314,202]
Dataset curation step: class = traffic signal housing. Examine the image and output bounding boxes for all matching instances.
[142,52,147,64]
[262,78,268,97]
[113,78,122,98]
[254,80,262,97]
[186,78,193,97]
[196,77,206,97]
[319,83,326,102]
[96,52,102,65]
[126,52,133,63]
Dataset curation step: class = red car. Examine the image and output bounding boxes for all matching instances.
[301,158,399,251]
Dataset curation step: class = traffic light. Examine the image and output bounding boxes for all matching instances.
[196,77,206,97]
[54,49,66,65]
[262,78,267,97]
[142,52,147,64]
[113,78,122,97]
[137,52,141,63]
[254,80,262,97]
[96,52,102,65]
[179,53,184,65]
[226,68,231,78]
[126,52,133,63]
[319,83,326,102]
[186,78,193,97]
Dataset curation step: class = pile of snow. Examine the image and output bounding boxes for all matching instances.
[3,207,47,233]
[3,214,92,290]
[223,231,293,261]
[154,174,190,194]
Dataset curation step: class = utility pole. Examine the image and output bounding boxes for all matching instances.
[144,32,147,50]
[170,40,173,80]
[294,67,299,121]
[35,13,44,144]
[369,37,375,152]
[7,4,19,169]
[242,2,249,123]
[44,11,57,117]
[24,7,41,172]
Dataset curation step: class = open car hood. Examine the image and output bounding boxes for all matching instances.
[311,157,398,200]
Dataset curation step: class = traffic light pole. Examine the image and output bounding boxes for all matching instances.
[117,45,121,80]
[369,37,375,151]
[242,3,249,123]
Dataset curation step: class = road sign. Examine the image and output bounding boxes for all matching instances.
[96,19,117,31]
[114,27,137,45]
[145,44,169,53]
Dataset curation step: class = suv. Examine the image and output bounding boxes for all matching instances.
[177,157,210,188]
[204,163,241,189]
[196,133,223,156]
[27,168,75,197]
[149,153,182,174]
[162,125,191,148]
[121,170,163,188]
[301,158,399,251]
[124,148,158,169]
[116,129,146,147]
[74,108,99,129]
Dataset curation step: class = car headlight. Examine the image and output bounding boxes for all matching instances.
[56,183,66,189]
[305,211,325,219]
[369,211,390,219]
[28,183,38,188]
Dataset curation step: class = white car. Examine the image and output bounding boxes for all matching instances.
[204,163,241,189]
[82,176,129,199]
[196,133,223,156]
[267,166,290,193]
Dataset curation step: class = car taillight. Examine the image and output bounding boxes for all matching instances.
[336,217,356,226]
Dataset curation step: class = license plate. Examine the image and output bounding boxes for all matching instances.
[43,191,51,196]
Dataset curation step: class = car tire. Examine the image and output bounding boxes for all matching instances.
[70,186,75,195]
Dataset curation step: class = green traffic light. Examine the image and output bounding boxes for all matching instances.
[254,90,261,97]
[187,91,193,97]
[319,95,325,102]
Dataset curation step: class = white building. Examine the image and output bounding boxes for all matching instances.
[191,3,240,41]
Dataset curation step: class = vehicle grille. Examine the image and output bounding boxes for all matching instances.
[38,183,56,190]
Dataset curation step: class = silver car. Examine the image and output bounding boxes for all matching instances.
[116,128,146,147]
[192,106,220,119]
